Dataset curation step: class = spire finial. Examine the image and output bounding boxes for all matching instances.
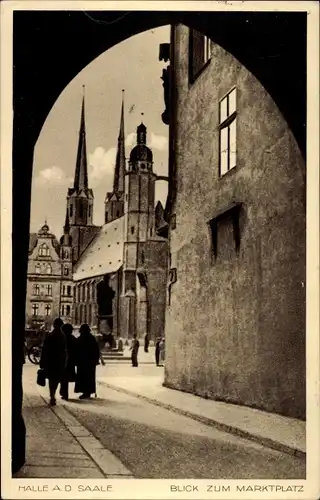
[141,112,144,123]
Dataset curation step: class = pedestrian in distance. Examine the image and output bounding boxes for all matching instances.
[74,324,100,399]
[155,337,161,366]
[130,334,140,367]
[144,333,150,353]
[59,323,77,401]
[159,338,165,366]
[39,318,67,406]
[96,333,106,366]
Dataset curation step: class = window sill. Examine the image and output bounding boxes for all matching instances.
[219,165,238,180]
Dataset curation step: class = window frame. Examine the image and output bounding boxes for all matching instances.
[46,284,52,296]
[189,29,212,84]
[219,87,237,177]
[32,303,39,316]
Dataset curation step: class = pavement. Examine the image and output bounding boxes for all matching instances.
[14,357,306,479]
[14,365,133,479]
[98,347,306,459]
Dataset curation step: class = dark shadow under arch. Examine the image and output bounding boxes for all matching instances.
[12,10,306,473]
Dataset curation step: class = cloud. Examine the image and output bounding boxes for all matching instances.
[148,132,168,151]
[125,132,135,148]
[88,146,116,188]
[34,166,72,187]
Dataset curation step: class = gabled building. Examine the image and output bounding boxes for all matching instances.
[26,221,73,330]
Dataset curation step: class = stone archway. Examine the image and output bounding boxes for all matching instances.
[11,9,306,473]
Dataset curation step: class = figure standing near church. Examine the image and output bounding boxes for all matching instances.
[144,333,149,353]
[130,334,140,367]
[159,338,165,366]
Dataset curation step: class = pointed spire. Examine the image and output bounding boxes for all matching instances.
[113,90,126,193]
[64,208,70,233]
[74,86,88,191]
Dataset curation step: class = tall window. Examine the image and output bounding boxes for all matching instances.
[45,304,51,316]
[66,305,71,316]
[46,284,52,296]
[39,243,50,257]
[35,263,41,274]
[64,249,69,259]
[67,285,71,296]
[32,303,39,316]
[33,284,40,296]
[189,29,212,82]
[88,205,92,218]
[46,264,52,275]
[69,204,73,217]
[64,266,69,276]
[61,304,65,316]
[79,203,84,218]
[219,88,237,176]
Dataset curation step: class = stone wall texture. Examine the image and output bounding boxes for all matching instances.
[164,25,306,419]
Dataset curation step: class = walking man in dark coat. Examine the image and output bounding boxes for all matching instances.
[59,323,77,401]
[75,324,100,399]
[39,318,67,406]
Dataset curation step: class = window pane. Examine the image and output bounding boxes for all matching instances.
[229,118,237,169]
[220,127,228,176]
[229,88,237,116]
[204,36,211,63]
[220,97,228,124]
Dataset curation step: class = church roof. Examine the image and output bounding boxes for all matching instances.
[73,216,125,281]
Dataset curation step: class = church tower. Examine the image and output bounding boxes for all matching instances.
[66,88,99,263]
[119,119,158,338]
[104,91,126,224]
[59,209,73,322]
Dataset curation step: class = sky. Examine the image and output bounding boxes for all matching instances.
[30,25,170,239]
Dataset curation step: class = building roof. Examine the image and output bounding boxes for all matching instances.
[73,216,125,281]
[29,225,60,256]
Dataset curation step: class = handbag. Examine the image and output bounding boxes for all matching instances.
[37,368,46,387]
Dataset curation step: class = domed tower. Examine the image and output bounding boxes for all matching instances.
[122,120,157,292]
[119,119,158,339]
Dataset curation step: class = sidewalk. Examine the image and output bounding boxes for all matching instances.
[14,366,133,478]
[97,371,306,459]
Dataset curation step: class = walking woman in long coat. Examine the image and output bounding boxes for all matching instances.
[59,323,77,401]
[75,324,100,399]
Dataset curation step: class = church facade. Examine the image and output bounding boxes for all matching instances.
[59,94,169,340]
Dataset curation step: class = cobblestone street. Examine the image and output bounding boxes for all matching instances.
[15,361,306,480]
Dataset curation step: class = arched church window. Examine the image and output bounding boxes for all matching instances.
[69,204,73,217]
[131,226,135,235]
[46,264,52,275]
[35,264,41,274]
[89,206,92,217]
[64,249,69,259]
[64,265,69,276]
[79,203,84,218]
